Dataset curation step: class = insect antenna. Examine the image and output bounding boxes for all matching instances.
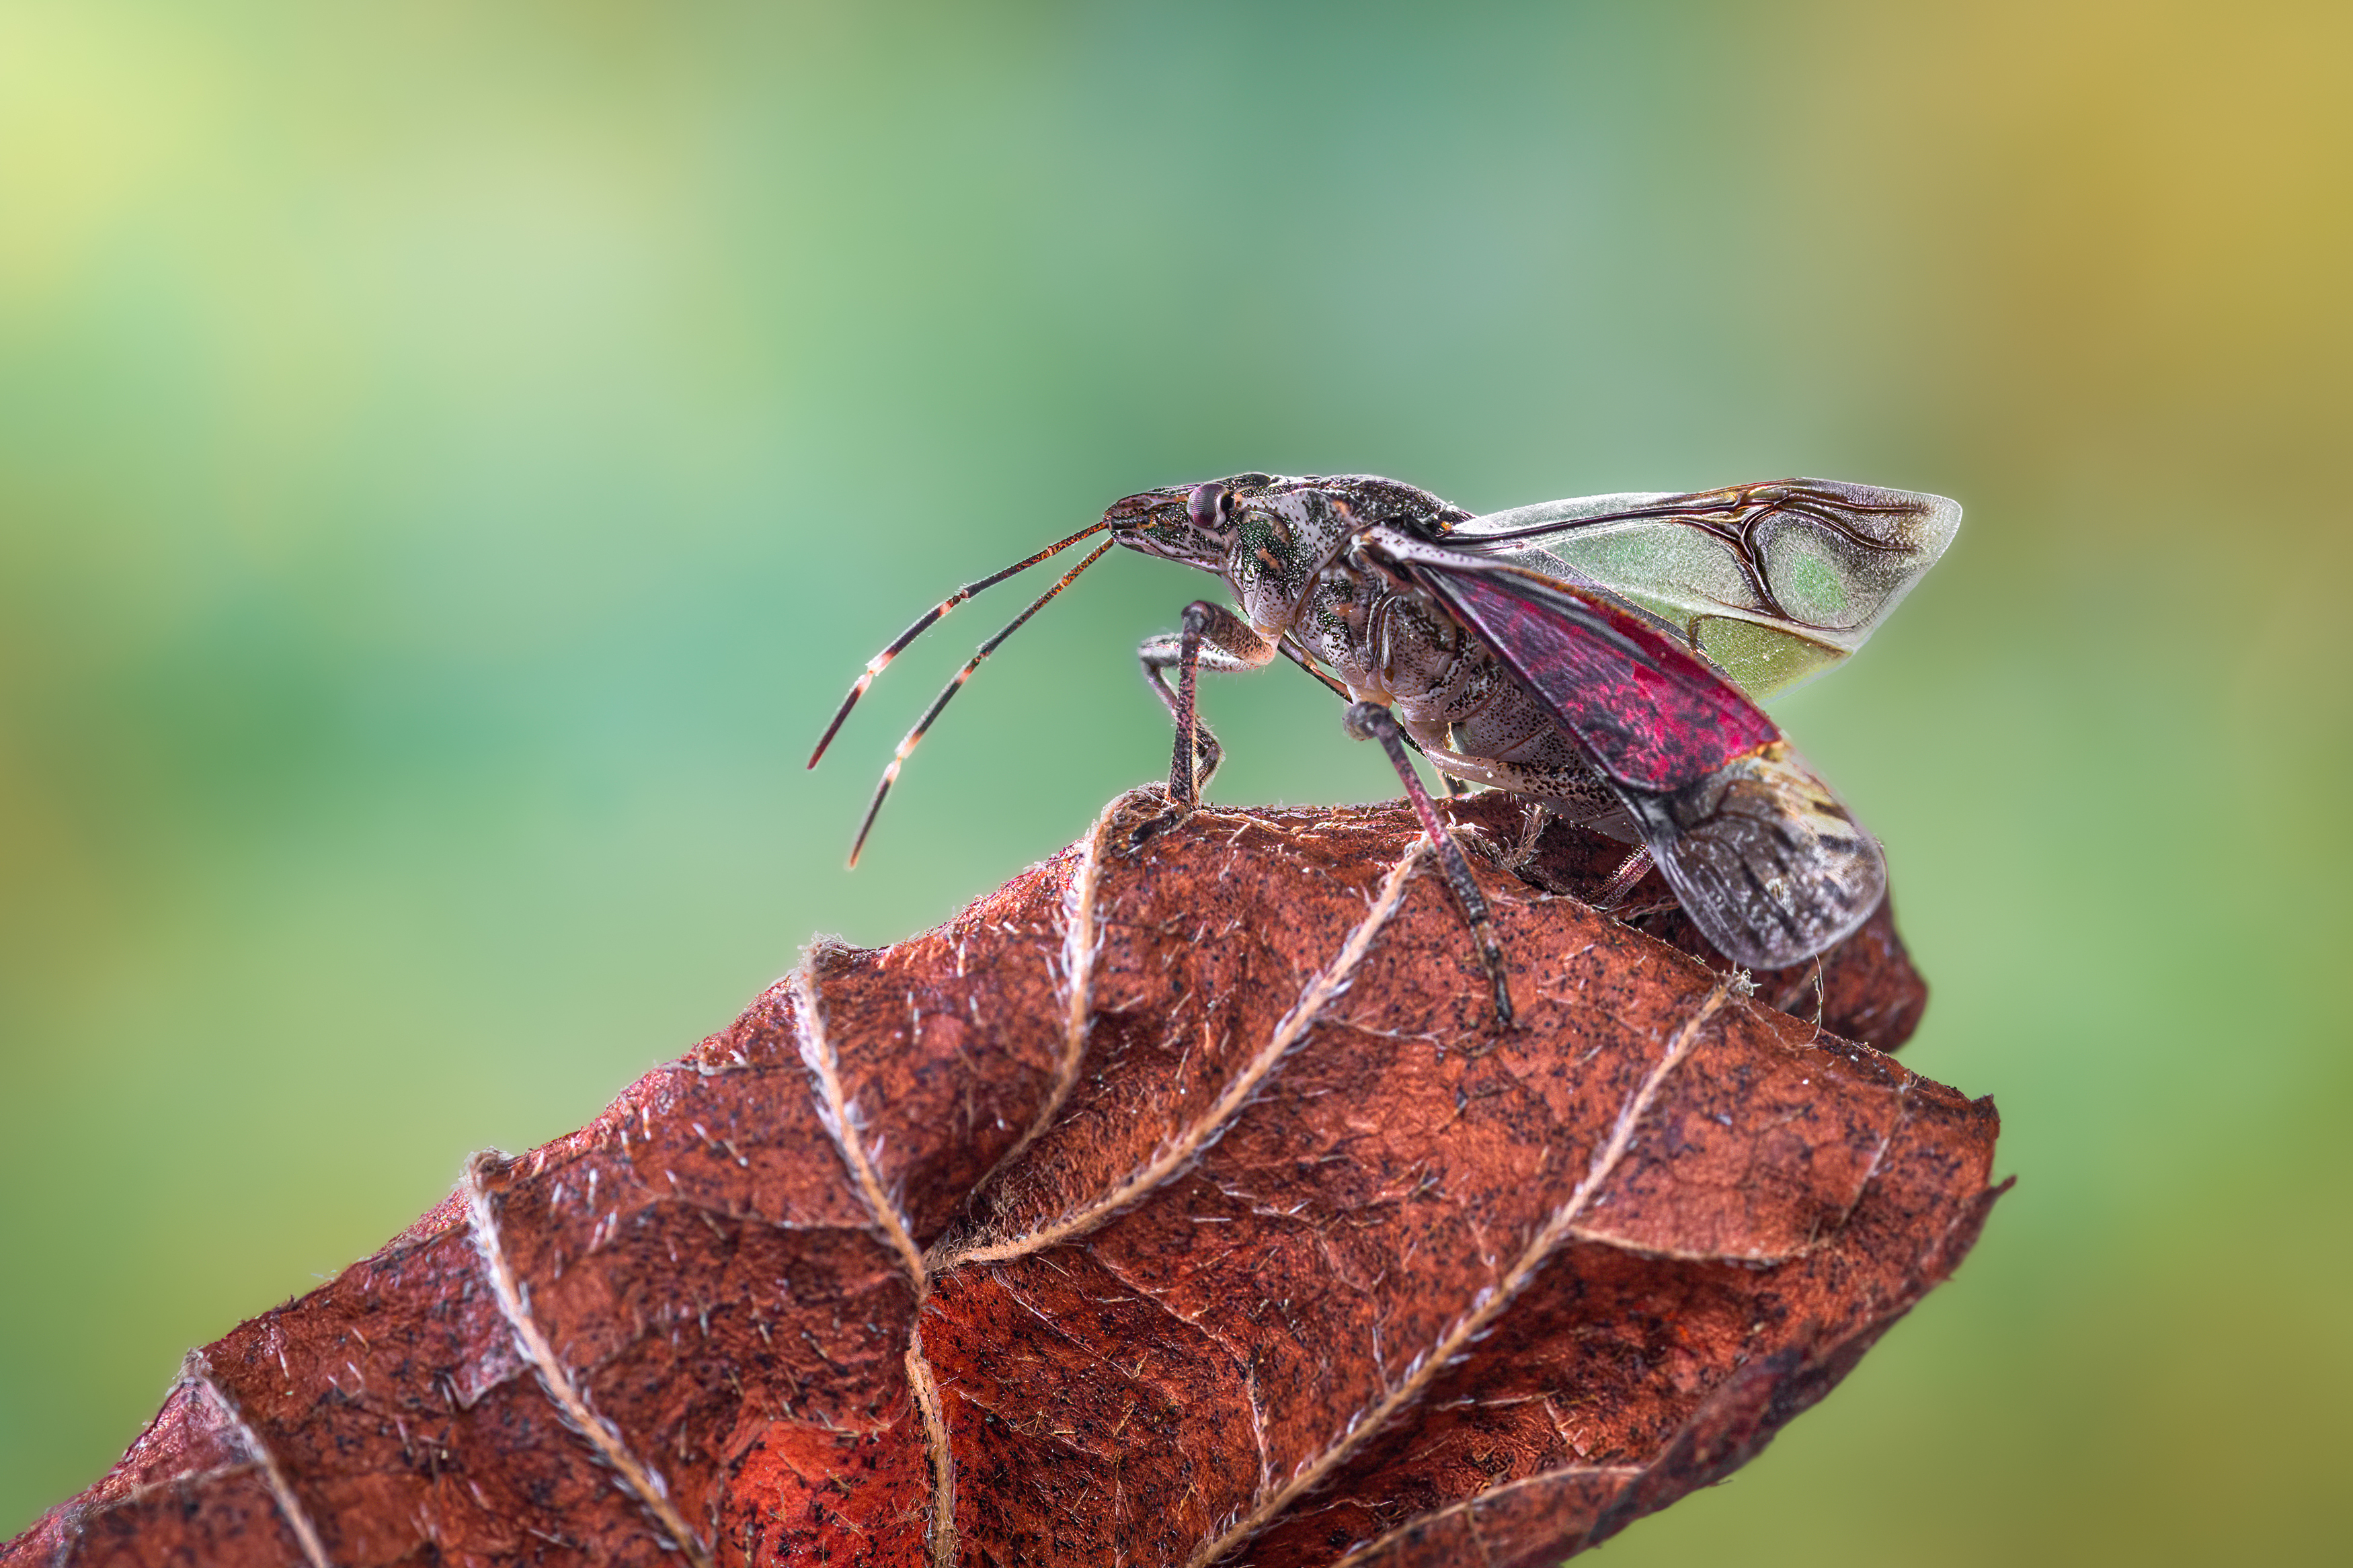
[808,520,1110,769]
[846,536,1117,867]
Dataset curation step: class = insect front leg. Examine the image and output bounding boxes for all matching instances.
[1135,601,1277,819]
[1345,702,1516,1030]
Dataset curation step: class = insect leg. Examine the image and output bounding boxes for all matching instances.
[1436,723,1472,796]
[1344,701,1515,1029]
[1273,636,1352,700]
[1136,602,1277,805]
[1589,845,1656,911]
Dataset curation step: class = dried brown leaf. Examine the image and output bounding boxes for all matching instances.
[5,791,1999,1568]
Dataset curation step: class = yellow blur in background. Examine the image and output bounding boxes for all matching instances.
[3,1,2348,1559]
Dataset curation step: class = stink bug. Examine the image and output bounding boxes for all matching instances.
[809,474,1960,1025]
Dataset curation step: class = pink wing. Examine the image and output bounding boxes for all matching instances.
[1396,548,1885,968]
[1419,565,1779,793]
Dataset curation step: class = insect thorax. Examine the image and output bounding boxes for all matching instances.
[1217,477,1609,800]
[1223,477,1449,647]
[1222,480,1492,710]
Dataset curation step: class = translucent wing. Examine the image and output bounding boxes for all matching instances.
[1613,741,1888,970]
[1447,479,1961,700]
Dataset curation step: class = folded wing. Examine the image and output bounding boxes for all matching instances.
[1615,741,1887,970]
[1392,542,1886,968]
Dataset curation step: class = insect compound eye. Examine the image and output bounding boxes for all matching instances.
[1186,482,1230,529]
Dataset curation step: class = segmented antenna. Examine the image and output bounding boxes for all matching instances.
[847,537,1117,866]
[808,521,1110,769]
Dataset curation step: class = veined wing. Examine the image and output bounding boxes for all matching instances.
[1613,740,1888,969]
[1445,479,1960,700]
[1396,548,1778,796]
[1373,531,1886,968]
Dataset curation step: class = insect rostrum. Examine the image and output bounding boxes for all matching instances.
[810,472,1960,1021]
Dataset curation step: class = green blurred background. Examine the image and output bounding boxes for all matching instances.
[3,0,2347,1559]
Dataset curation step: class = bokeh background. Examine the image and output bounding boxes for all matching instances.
[4,0,2348,1559]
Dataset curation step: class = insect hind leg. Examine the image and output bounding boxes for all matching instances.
[1589,845,1657,911]
[1346,702,1516,1030]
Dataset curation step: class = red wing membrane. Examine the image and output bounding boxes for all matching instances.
[1417,565,1777,793]
[1402,552,1886,969]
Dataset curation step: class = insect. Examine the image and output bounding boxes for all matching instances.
[809,474,1960,1026]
